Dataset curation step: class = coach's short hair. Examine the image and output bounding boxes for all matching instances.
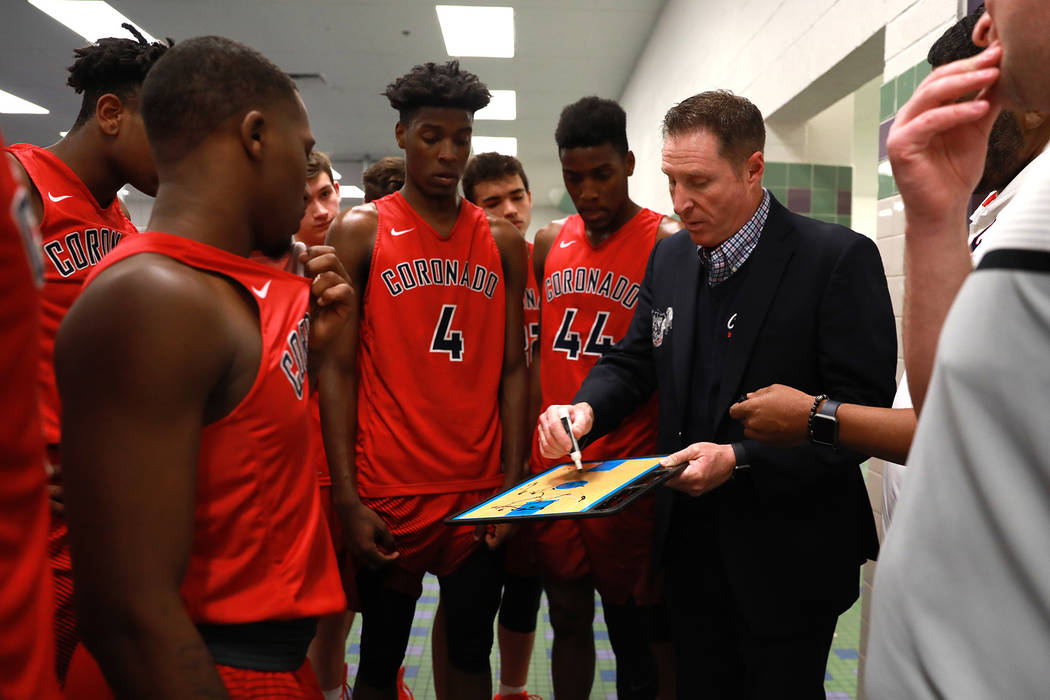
[662,90,765,165]
[141,35,299,162]
[462,153,530,203]
[362,157,405,202]
[555,96,629,156]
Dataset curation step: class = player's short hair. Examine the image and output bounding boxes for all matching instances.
[383,61,491,124]
[555,96,629,156]
[67,23,172,129]
[141,36,299,163]
[928,4,985,67]
[462,153,530,203]
[307,150,334,184]
[362,157,405,202]
[662,90,765,166]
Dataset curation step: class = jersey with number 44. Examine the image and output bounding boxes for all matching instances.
[356,192,507,497]
[531,209,663,473]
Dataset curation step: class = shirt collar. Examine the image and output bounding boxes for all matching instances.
[696,188,770,286]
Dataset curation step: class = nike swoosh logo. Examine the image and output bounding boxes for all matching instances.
[559,240,576,248]
[47,192,72,202]
[251,280,271,299]
[391,227,414,236]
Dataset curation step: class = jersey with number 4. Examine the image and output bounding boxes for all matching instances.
[356,192,506,497]
[531,209,662,472]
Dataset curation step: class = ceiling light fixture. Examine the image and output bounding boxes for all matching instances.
[0,88,49,114]
[28,0,156,43]
[475,90,516,121]
[472,136,517,157]
[435,5,514,58]
[340,185,365,199]
[331,167,342,181]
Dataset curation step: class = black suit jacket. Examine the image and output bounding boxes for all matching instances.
[575,196,896,635]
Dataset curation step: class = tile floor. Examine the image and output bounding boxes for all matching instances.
[344,575,862,699]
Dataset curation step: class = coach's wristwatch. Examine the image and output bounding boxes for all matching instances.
[809,398,842,447]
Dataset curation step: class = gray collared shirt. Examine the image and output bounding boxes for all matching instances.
[696,188,770,286]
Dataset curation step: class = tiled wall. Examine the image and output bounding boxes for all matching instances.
[877,58,933,198]
[763,162,853,228]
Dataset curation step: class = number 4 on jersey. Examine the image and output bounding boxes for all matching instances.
[431,304,464,361]
[552,308,615,360]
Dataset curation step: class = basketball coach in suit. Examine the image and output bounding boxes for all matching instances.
[536,90,897,699]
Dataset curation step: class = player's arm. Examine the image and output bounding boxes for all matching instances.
[486,216,529,548]
[525,219,562,444]
[729,384,916,464]
[55,260,232,699]
[322,205,398,569]
[5,152,43,228]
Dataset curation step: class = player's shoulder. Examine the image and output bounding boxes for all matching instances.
[487,214,528,266]
[655,214,681,241]
[327,202,378,259]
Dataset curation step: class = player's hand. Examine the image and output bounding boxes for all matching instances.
[302,245,354,356]
[661,443,735,497]
[729,384,813,447]
[46,459,64,516]
[886,42,1002,231]
[537,402,593,459]
[344,503,399,570]
[475,522,517,550]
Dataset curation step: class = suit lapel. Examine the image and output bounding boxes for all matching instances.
[713,200,796,432]
[671,244,701,421]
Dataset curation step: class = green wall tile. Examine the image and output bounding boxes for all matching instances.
[878,174,898,199]
[768,186,788,204]
[896,67,916,108]
[787,163,812,188]
[813,165,837,190]
[814,213,837,224]
[764,161,787,187]
[838,215,852,228]
[811,188,837,214]
[880,81,896,120]
[837,166,852,189]
[915,59,932,85]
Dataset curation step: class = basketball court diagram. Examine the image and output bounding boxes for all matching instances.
[448,456,679,523]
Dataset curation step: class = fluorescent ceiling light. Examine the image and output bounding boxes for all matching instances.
[59,131,68,137]
[0,89,48,114]
[435,5,514,58]
[472,136,517,157]
[28,0,156,43]
[330,167,342,181]
[475,90,516,121]
[340,185,365,199]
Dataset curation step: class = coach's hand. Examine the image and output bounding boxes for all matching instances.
[476,522,517,550]
[345,503,399,570]
[301,244,355,357]
[537,402,593,459]
[662,442,735,497]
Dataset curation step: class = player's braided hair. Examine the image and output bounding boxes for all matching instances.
[555,96,629,157]
[384,61,491,124]
[67,23,173,128]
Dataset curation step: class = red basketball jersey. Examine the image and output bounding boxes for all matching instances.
[85,233,344,623]
[530,209,663,472]
[524,241,540,366]
[6,143,137,446]
[356,192,506,497]
[0,133,61,699]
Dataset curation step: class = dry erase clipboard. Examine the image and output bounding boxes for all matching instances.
[445,456,684,524]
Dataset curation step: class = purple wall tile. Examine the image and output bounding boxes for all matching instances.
[837,190,852,215]
[787,187,811,213]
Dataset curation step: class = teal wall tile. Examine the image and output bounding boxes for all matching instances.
[896,67,916,108]
[915,59,932,85]
[878,174,898,199]
[764,161,787,187]
[811,188,837,214]
[768,186,788,204]
[837,166,852,189]
[813,165,837,190]
[787,163,812,188]
[880,81,895,121]
[838,215,852,228]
